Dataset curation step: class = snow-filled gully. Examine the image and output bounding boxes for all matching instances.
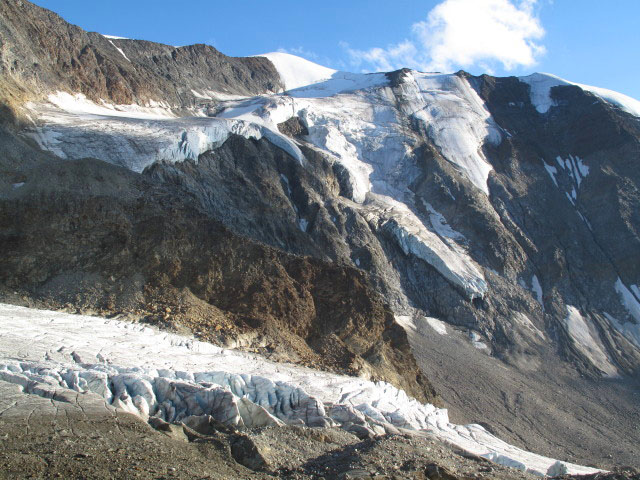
[0,304,599,476]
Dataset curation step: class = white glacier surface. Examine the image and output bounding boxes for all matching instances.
[397,72,501,195]
[0,303,599,476]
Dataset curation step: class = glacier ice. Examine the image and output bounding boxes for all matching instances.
[396,72,501,195]
[255,52,337,91]
[25,93,304,172]
[214,71,489,299]
[0,303,600,476]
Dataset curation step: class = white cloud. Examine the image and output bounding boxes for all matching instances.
[346,0,545,73]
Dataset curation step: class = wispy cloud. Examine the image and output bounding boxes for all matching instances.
[276,46,340,68]
[345,0,545,73]
[277,46,318,60]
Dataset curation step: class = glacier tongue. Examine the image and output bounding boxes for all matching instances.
[0,304,599,476]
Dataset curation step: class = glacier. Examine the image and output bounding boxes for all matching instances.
[25,93,304,172]
[23,61,490,300]
[213,67,492,299]
[0,303,600,476]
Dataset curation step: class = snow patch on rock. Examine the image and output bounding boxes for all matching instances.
[513,312,545,341]
[562,306,618,377]
[615,277,640,323]
[470,332,489,350]
[520,73,640,117]
[542,159,558,187]
[531,275,544,311]
[604,313,640,350]
[107,39,131,63]
[424,317,448,336]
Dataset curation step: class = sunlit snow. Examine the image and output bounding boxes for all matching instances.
[615,278,640,324]
[255,52,337,91]
[520,73,640,117]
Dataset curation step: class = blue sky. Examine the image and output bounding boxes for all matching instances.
[31,0,640,100]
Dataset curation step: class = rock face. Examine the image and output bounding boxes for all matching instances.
[1,0,640,471]
[0,0,282,111]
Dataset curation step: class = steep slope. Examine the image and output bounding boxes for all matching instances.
[255,52,337,90]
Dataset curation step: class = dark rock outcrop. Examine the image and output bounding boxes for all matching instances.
[0,0,283,112]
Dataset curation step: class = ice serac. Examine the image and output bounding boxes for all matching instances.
[0,304,600,476]
[372,201,487,300]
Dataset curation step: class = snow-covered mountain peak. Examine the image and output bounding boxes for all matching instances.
[254,52,337,91]
[520,72,640,117]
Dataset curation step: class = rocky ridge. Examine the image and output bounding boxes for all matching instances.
[0,0,282,113]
